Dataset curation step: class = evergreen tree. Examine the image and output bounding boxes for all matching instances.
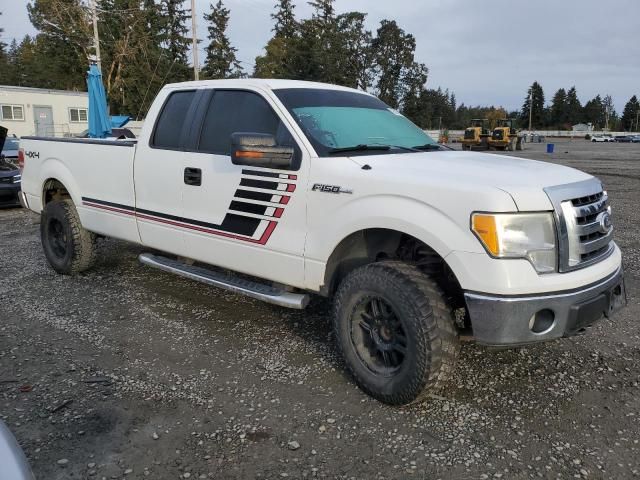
[158,0,192,82]
[621,95,639,131]
[333,12,372,89]
[582,95,605,129]
[400,63,428,124]
[97,0,162,116]
[273,0,297,39]
[371,20,420,109]
[520,81,545,129]
[0,12,9,85]
[308,0,335,22]
[202,0,243,79]
[602,94,616,130]
[564,86,582,125]
[549,88,567,127]
[254,0,298,78]
[304,0,340,83]
[27,0,91,90]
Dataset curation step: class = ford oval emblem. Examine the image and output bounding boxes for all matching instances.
[597,212,612,234]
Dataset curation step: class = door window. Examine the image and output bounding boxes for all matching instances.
[152,90,196,149]
[198,90,296,156]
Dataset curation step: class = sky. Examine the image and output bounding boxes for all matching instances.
[2,0,639,113]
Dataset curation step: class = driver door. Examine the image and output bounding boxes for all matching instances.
[180,88,308,287]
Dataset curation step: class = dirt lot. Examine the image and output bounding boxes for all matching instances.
[1,139,639,479]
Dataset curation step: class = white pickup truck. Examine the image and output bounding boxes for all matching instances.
[19,79,626,405]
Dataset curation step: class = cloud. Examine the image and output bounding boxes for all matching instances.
[3,0,638,112]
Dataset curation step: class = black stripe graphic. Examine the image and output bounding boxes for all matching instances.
[241,169,283,179]
[229,201,268,216]
[83,197,261,237]
[240,178,280,190]
[83,197,135,211]
[234,189,274,202]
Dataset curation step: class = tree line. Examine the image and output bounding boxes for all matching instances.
[1,1,638,131]
[520,81,639,131]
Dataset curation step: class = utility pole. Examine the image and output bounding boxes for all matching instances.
[528,90,533,132]
[635,110,640,133]
[190,0,200,81]
[91,0,101,72]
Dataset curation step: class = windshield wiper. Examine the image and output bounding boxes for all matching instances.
[411,143,442,151]
[328,144,391,155]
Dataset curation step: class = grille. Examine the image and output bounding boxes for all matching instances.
[545,179,614,272]
[492,129,504,140]
[565,190,612,265]
[0,177,13,184]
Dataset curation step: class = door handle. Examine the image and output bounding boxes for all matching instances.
[184,167,202,186]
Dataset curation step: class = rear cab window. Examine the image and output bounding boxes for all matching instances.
[151,90,196,150]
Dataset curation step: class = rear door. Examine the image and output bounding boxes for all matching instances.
[34,106,54,136]
[180,88,308,287]
[134,89,200,256]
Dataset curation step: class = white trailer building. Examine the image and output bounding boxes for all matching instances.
[0,85,89,138]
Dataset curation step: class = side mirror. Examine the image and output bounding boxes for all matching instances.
[230,132,294,169]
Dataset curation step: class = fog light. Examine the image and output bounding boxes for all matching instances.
[529,309,555,334]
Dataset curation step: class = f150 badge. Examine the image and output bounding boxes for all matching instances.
[312,183,353,194]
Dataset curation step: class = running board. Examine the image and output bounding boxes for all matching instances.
[138,253,310,310]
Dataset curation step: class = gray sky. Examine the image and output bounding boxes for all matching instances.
[2,0,639,112]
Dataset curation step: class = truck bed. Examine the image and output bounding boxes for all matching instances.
[20,136,140,243]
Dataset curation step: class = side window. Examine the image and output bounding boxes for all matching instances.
[152,90,195,149]
[198,90,295,155]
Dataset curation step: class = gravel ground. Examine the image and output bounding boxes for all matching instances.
[1,139,638,479]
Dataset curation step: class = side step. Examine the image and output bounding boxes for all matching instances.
[138,253,310,310]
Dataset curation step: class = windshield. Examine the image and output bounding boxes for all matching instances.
[274,88,437,157]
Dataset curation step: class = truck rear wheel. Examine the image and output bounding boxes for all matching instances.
[333,261,459,405]
[41,199,97,275]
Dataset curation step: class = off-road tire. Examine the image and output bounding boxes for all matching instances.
[333,261,459,405]
[41,199,97,274]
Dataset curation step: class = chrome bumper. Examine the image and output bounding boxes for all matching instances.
[464,266,627,346]
[18,190,29,209]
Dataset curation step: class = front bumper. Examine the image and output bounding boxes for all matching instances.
[464,266,627,346]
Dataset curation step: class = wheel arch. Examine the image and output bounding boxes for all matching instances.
[42,178,73,207]
[39,159,82,210]
[320,228,467,323]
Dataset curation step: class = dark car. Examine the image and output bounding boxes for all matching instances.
[614,135,634,143]
[0,135,22,207]
[631,135,640,143]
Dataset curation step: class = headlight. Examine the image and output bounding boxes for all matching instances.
[12,174,21,184]
[471,212,557,273]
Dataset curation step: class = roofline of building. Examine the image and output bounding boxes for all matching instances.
[0,85,88,97]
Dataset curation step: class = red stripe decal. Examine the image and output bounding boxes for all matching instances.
[136,213,271,244]
[279,196,290,205]
[274,208,284,218]
[83,202,135,216]
[84,202,279,245]
[286,184,296,192]
[258,221,277,245]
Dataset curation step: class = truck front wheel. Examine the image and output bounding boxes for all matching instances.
[333,261,459,405]
[41,199,97,275]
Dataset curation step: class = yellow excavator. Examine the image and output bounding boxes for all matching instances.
[461,119,490,151]
[488,119,523,151]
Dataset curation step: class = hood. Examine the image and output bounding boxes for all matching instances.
[348,150,593,211]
